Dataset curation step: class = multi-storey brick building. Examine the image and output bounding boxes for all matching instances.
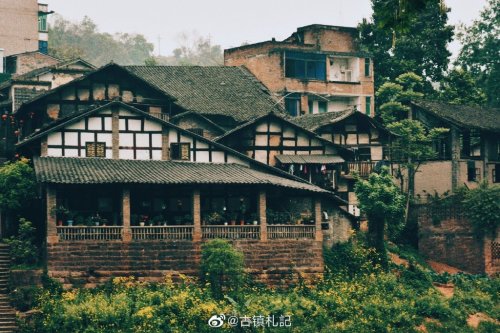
[224,24,374,117]
[0,0,52,58]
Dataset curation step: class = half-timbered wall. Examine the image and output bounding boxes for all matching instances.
[223,118,337,166]
[317,118,386,161]
[44,106,249,165]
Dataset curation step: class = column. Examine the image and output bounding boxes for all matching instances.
[314,197,323,242]
[112,107,120,159]
[46,186,58,244]
[258,190,267,241]
[192,189,201,242]
[122,188,132,242]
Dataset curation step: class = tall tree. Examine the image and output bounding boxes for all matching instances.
[438,68,487,106]
[48,15,154,66]
[355,168,405,266]
[359,0,453,89]
[456,0,500,107]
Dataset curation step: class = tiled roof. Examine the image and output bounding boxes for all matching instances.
[412,100,500,132]
[292,109,356,131]
[275,154,344,164]
[125,66,282,123]
[33,157,328,193]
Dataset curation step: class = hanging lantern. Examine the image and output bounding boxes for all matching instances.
[14,130,20,136]
[19,119,24,124]
[1,114,6,121]
[29,112,35,119]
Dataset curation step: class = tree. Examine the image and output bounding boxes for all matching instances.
[438,68,487,105]
[463,182,500,237]
[49,15,154,66]
[359,0,453,89]
[456,0,500,107]
[4,218,38,266]
[354,168,405,266]
[0,158,36,237]
[151,31,223,66]
[200,239,245,299]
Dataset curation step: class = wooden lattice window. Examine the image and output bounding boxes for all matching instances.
[170,143,190,161]
[86,142,106,158]
[492,241,500,260]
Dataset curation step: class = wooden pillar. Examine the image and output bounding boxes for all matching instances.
[161,126,170,160]
[192,189,201,242]
[46,186,58,244]
[314,197,323,242]
[122,188,131,242]
[450,127,460,191]
[259,190,267,241]
[112,107,120,159]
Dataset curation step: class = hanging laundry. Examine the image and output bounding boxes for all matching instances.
[321,164,327,174]
[289,164,295,174]
[299,164,303,171]
[304,165,308,174]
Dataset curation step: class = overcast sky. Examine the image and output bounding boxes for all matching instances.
[46,0,487,60]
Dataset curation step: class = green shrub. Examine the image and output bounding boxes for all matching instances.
[324,239,382,278]
[200,239,245,299]
[9,286,41,311]
[4,218,39,266]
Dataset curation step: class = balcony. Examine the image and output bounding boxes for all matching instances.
[343,161,376,178]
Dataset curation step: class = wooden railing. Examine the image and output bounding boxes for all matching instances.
[267,225,315,239]
[57,226,123,241]
[202,225,260,240]
[345,161,376,177]
[131,226,193,240]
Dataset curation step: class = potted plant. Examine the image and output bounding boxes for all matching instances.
[207,212,224,225]
[229,212,237,225]
[91,214,102,226]
[66,211,75,226]
[250,213,259,225]
[139,215,149,226]
[74,215,85,226]
[182,214,192,224]
[51,206,70,226]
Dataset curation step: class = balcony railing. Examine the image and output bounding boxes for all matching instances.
[57,226,123,241]
[345,162,376,178]
[202,225,260,240]
[267,225,315,239]
[131,226,193,240]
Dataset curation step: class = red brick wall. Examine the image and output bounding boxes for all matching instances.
[47,240,324,287]
[418,209,486,274]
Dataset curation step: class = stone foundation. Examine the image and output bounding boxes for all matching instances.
[47,240,324,287]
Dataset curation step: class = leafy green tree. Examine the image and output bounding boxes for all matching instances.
[354,168,405,266]
[439,68,487,105]
[151,32,223,66]
[463,182,500,237]
[359,0,453,89]
[456,0,500,107]
[49,15,154,66]
[4,218,38,266]
[200,239,245,299]
[0,158,36,237]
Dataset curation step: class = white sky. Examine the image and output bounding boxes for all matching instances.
[45,0,487,60]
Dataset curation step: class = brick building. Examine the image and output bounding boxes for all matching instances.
[0,0,52,58]
[224,24,374,117]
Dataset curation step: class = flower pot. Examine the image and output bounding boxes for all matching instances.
[230,220,235,226]
[57,220,63,226]
[139,222,145,227]
[67,220,74,227]
[224,222,228,226]
[239,220,244,226]
[252,221,258,225]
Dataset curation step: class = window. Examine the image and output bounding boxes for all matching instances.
[38,41,48,55]
[460,129,482,158]
[365,96,371,116]
[170,143,190,160]
[308,100,314,114]
[493,164,500,183]
[188,128,204,136]
[364,58,371,76]
[318,101,327,113]
[38,14,47,32]
[285,51,326,80]
[284,95,301,116]
[86,142,106,158]
[358,147,372,161]
[467,161,479,181]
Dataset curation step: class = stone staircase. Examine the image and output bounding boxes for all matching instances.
[0,244,16,333]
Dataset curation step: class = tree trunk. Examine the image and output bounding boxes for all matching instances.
[367,213,388,268]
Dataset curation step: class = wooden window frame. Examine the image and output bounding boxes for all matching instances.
[170,142,191,161]
[86,142,106,158]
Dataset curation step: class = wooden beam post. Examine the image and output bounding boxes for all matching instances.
[259,190,267,241]
[122,188,132,242]
[112,107,120,159]
[314,197,323,242]
[192,189,201,242]
[46,186,58,244]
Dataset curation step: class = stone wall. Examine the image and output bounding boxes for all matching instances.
[418,207,486,274]
[47,240,324,288]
